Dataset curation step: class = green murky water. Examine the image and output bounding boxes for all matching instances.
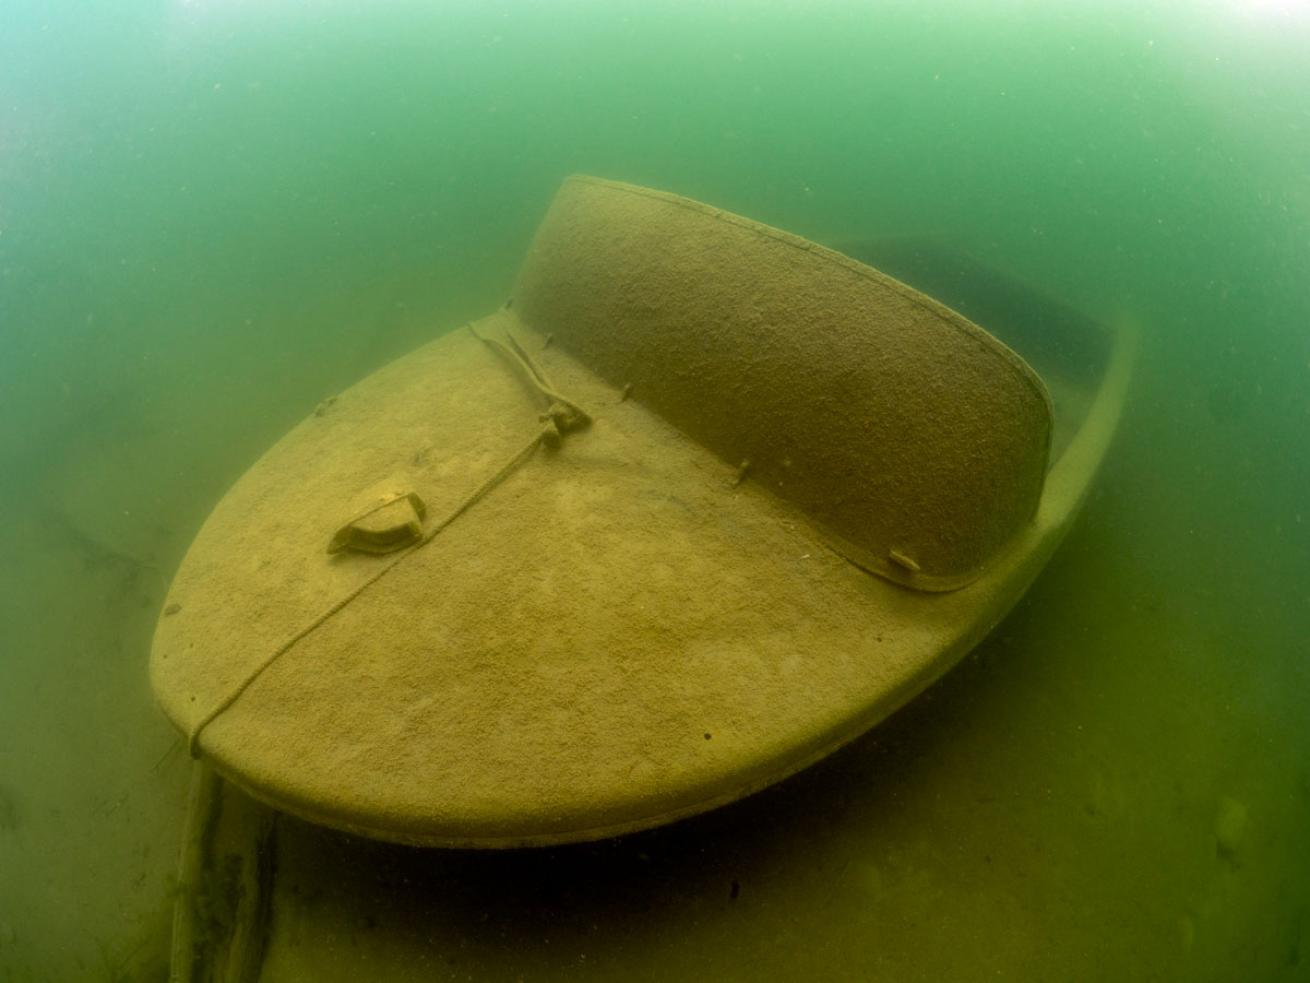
[1,2,1307,980]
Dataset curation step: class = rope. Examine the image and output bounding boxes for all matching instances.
[187,324,588,756]
[467,321,591,434]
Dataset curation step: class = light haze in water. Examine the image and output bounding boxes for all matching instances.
[1,1,1307,980]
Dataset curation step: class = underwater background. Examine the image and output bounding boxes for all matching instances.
[1,0,1307,980]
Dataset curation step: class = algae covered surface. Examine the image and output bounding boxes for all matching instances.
[1,1,1307,980]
